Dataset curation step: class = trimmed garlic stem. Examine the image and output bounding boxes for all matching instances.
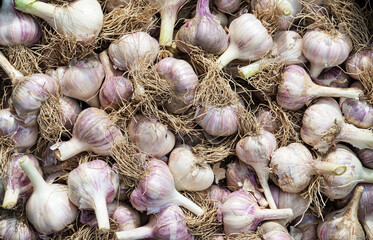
[14,0,55,20]
[217,44,240,69]
[196,0,211,16]
[258,208,293,221]
[171,191,204,216]
[159,7,178,46]
[19,157,48,192]
[308,85,362,99]
[2,188,20,209]
[99,51,115,76]
[359,167,373,183]
[94,195,110,231]
[311,161,347,176]
[116,225,153,240]
[346,186,364,216]
[0,51,24,85]
[256,170,277,209]
[336,123,373,150]
[238,59,274,79]
[53,137,90,161]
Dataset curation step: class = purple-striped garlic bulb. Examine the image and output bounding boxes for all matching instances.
[270,143,347,193]
[236,130,278,209]
[321,145,373,200]
[2,154,42,209]
[195,103,242,137]
[239,30,306,79]
[109,32,159,71]
[270,184,310,225]
[130,159,204,216]
[168,145,214,191]
[176,0,228,54]
[0,0,41,46]
[99,50,133,110]
[356,148,373,169]
[340,81,373,129]
[345,48,373,81]
[291,211,318,240]
[258,221,293,240]
[55,96,82,132]
[0,109,38,152]
[357,184,373,237]
[0,217,37,240]
[116,205,192,240]
[214,0,241,13]
[11,74,58,125]
[128,114,175,158]
[68,160,119,231]
[313,67,350,88]
[276,65,362,110]
[255,107,280,133]
[51,108,123,160]
[217,13,273,69]
[61,54,105,107]
[302,29,352,78]
[208,185,230,222]
[317,186,365,240]
[19,156,78,235]
[301,98,373,153]
[222,190,293,235]
[226,160,268,207]
[156,58,198,114]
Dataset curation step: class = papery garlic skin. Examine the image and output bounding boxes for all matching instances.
[20,157,78,235]
[109,32,159,71]
[302,29,352,78]
[255,107,280,133]
[291,211,318,240]
[0,0,41,46]
[195,104,241,137]
[58,96,82,131]
[128,114,175,158]
[11,74,58,125]
[258,221,293,240]
[214,0,241,13]
[2,154,42,209]
[0,109,38,152]
[111,202,141,230]
[130,159,203,216]
[61,54,105,107]
[217,13,273,69]
[314,67,350,88]
[356,148,373,169]
[168,145,214,191]
[345,48,373,81]
[14,0,103,42]
[51,108,123,160]
[68,160,119,231]
[156,58,198,114]
[0,218,37,240]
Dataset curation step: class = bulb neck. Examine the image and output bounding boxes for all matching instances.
[217,44,239,69]
[94,195,110,232]
[159,7,179,46]
[1,0,15,12]
[14,0,55,21]
[51,137,89,161]
[336,123,373,150]
[196,0,212,17]
[2,188,20,209]
[116,225,154,240]
[311,161,347,176]
[256,169,277,209]
[0,51,24,85]
[19,157,47,192]
[171,190,204,216]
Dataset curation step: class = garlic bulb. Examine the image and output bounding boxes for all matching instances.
[168,145,214,191]
[345,48,373,81]
[0,109,38,152]
[51,108,123,160]
[291,211,318,240]
[56,96,82,131]
[14,0,103,42]
[356,148,373,169]
[61,54,105,107]
[130,159,204,215]
[19,156,78,235]
[176,0,228,54]
[320,145,373,199]
[99,51,133,110]
[255,107,280,133]
[276,65,362,110]
[108,32,159,71]
[258,221,293,240]
[301,98,373,153]
[128,114,175,158]
[239,30,306,78]
[68,160,119,231]
[208,185,230,222]
[212,8,229,27]
[214,0,241,13]
[11,74,58,125]
[0,217,37,240]
[156,57,198,114]
[317,186,365,240]
[270,143,347,193]
[302,29,352,78]
[222,190,293,234]
[2,154,42,209]
[313,67,350,88]
[340,81,373,129]
[357,184,373,236]
[116,205,192,240]
[195,103,241,137]
[217,13,273,69]
[236,130,278,209]
[0,0,40,46]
